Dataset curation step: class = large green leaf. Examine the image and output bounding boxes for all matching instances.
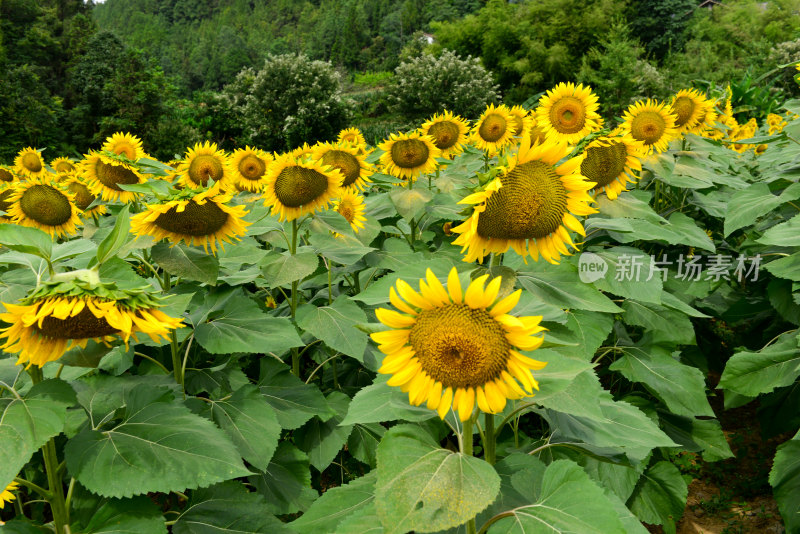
[81,496,167,534]
[348,423,386,467]
[205,384,281,471]
[296,296,368,359]
[389,187,434,221]
[621,300,695,345]
[257,359,335,429]
[173,481,291,534]
[260,248,319,287]
[96,204,130,264]
[339,375,435,425]
[718,331,800,397]
[517,269,622,313]
[375,426,500,534]
[309,232,375,264]
[65,387,250,498]
[151,242,219,284]
[757,214,800,247]
[295,391,353,471]
[534,368,609,419]
[659,413,733,462]
[0,224,52,259]
[626,461,688,529]
[769,430,800,533]
[289,472,377,533]
[249,442,317,516]
[724,183,795,236]
[765,252,800,281]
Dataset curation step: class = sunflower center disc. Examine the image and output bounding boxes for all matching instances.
[338,201,355,223]
[0,189,13,212]
[428,121,461,149]
[20,185,72,226]
[112,142,138,160]
[36,305,119,339]
[671,97,695,127]
[0,168,13,182]
[67,182,96,211]
[21,153,43,173]
[510,115,525,136]
[274,166,330,207]
[155,200,229,236]
[238,154,266,181]
[631,111,666,146]
[476,161,568,240]
[549,96,586,134]
[478,114,508,142]
[321,150,360,186]
[581,142,628,187]
[55,161,75,173]
[188,154,224,186]
[96,161,139,190]
[390,139,431,169]
[409,303,512,388]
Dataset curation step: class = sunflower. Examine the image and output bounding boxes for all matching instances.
[452,136,596,264]
[0,278,184,368]
[50,157,77,176]
[333,191,367,234]
[767,113,787,135]
[102,132,146,161]
[0,165,16,183]
[0,480,19,509]
[471,104,516,154]
[290,143,315,162]
[131,183,250,254]
[419,110,470,159]
[337,127,367,146]
[262,153,344,222]
[0,183,14,221]
[534,82,602,145]
[619,99,679,154]
[231,146,273,192]
[176,141,232,189]
[63,175,107,217]
[81,151,146,203]
[5,176,83,237]
[581,135,645,200]
[371,267,547,421]
[312,142,373,191]
[507,105,534,137]
[378,131,441,182]
[527,116,550,145]
[669,89,708,133]
[14,147,47,178]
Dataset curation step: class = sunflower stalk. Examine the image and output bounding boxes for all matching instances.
[483,414,496,465]
[290,219,301,377]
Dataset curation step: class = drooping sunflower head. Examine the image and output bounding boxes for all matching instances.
[230,146,273,192]
[5,176,83,237]
[535,82,602,145]
[452,135,596,264]
[371,267,547,421]
[669,89,708,133]
[378,131,441,182]
[419,110,471,159]
[131,183,251,254]
[333,190,367,235]
[471,104,516,154]
[337,127,367,146]
[262,153,344,222]
[0,183,15,222]
[580,135,645,200]
[50,157,77,176]
[507,105,534,137]
[620,99,680,154]
[81,151,146,203]
[312,142,373,191]
[63,175,106,217]
[102,132,146,161]
[14,147,47,178]
[0,165,17,183]
[177,141,232,189]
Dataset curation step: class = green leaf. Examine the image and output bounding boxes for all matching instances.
[375,426,501,534]
[724,183,788,236]
[308,232,375,264]
[82,496,167,534]
[151,242,219,285]
[65,388,250,498]
[757,214,800,247]
[173,481,292,534]
[96,205,130,264]
[51,240,96,262]
[258,359,335,429]
[718,331,800,397]
[310,209,356,237]
[659,413,734,462]
[348,423,386,467]
[0,224,52,259]
[289,472,377,533]
[560,310,614,360]
[534,367,608,420]
[765,253,800,281]
[339,375,435,425]
[295,391,353,471]
[389,187,434,221]
[296,296,368,359]
[353,257,460,306]
[596,190,664,223]
[249,442,317,516]
[626,461,688,528]
[334,503,384,534]
[517,269,622,313]
[592,247,664,304]
[769,430,800,533]
[205,384,281,471]
[260,248,319,287]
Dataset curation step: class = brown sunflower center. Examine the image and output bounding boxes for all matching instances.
[581,142,628,188]
[390,139,431,169]
[274,166,330,207]
[0,168,13,182]
[154,200,229,236]
[321,150,360,187]
[54,161,76,174]
[21,153,43,173]
[67,181,96,211]
[337,200,355,223]
[510,115,526,136]
[478,113,508,143]
[188,154,225,186]
[408,303,512,388]
[428,121,461,150]
[237,154,267,181]
[95,161,140,191]
[476,161,568,240]
[20,185,72,226]
[671,97,696,128]
[630,111,667,146]
[36,305,119,339]
[549,96,587,134]
[110,142,138,160]
[0,189,13,212]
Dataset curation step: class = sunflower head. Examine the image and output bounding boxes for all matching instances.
[63,175,106,217]
[102,132,146,161]
[337,127,367,146]
[312,142,373,191]
[0,480,20,509]
[333,191,367,235]
[669,89,708,133]
[420,110,471,159]
[14,147,46,178]
[371,267,547,421]
[471,104,516,154]
[81,151,145,203]
[231,146,273,192]
[177,141,232,189]
[50,157,77,176]
[0,165,16,183]
[452,136,596,264]
[291,143,315,162]
[5,176,83,237]
[534,82,602,145]
[262,154,344,222]
[378,131,441,182]
[580,135,645,200]
[620,99,680,154]
[507,105,534,137]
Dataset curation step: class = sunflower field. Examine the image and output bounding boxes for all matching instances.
[1,79,799,534]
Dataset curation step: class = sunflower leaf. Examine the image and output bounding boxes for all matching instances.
[718,331,800,397]
[81,496,167,534]
[249,442,317,516]
[288,472,377,533]
[296,296,368,360]
[626,461,688,529]
[770,430,800,533]
[151,242,219,285]
[96,204,131,265]
[0,224,52,260]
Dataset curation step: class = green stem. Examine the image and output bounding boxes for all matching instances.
[484,415,496,465]
[327,259,333,305]
[290,219,301,377]
[461,413,477,534]
[13,477,52,500]
[134,352,169,375]
[170,330,182,388]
